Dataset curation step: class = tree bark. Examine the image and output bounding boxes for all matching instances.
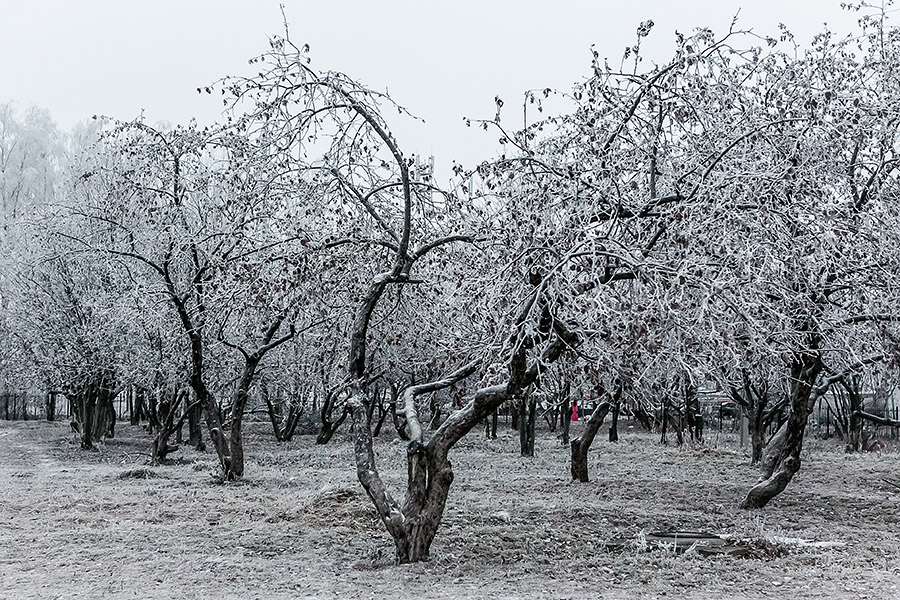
[151,390,196,465]
[560,386,571,446]
[317,394,348,445]
[519,396,536,457]
[730,373,773,466]
[741,350,822,509]
[570,401,611,482]
[349,303,578,562]
[188,393,203,450]
[684,381,701,442]
[45,391,57,422]
[608,397,620,442]
[90,380,116,441]
[510,401,519,431]
[130,385,146,426]
[660,403,669,445]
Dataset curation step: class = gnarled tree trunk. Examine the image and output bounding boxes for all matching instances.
[741,350,822,509]
[349,295,579,562]
[316,390,348,445]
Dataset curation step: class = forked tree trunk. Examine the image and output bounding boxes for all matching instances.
[394,442,455,563]
[224,321,293,477]
[570,401,612,482]
[372,390,390,437]
[264,384,304,442]
[349,303,579,563]
[206,319,293,478]
[151,390,196,465]
[317,402,348,444]
[349,373,496,563]
[741,352,822,509]
[90,382,116,441]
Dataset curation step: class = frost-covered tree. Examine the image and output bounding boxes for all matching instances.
[69,119,312,476]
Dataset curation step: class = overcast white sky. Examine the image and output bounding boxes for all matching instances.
[0,1,865,174]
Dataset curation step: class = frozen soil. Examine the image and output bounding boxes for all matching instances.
[0,419,898,599]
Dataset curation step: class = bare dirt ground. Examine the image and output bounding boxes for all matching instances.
[1,418,898,600]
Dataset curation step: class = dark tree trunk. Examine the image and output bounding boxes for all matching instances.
[145,387,160,435]
[372,389,390,437]
[90,381,116,442]
[151,389,194,465]
[188,340,232,477]
[188,394,203,450]
[632,403,652,430]
[519,396,536,457]
[571,384,622,482]
[608,397,620,442]
[208,318,293,478]
[685,382,701,442]
[510,401,519,431]
[660,403,669,445]
[70,377,115,449]
[741,349,822,509]
[317,391,349,445]
[130,386,146,426]
[729,372,771,466]
[372,405,388,437]
[227,370,253,478]
[316,415,345,444]
[750,412,765,465]
[560,387,571,446]
[75,385,96,450]
[46,391,57,422]
[570,401,612,482]
[264,383,304,442]
[834,377,864,452]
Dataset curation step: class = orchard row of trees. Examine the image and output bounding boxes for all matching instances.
[3,8,900,562]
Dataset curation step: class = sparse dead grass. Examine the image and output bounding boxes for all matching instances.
[0,418,898,599]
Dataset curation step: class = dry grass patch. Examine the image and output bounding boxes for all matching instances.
[0,419,897,599]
